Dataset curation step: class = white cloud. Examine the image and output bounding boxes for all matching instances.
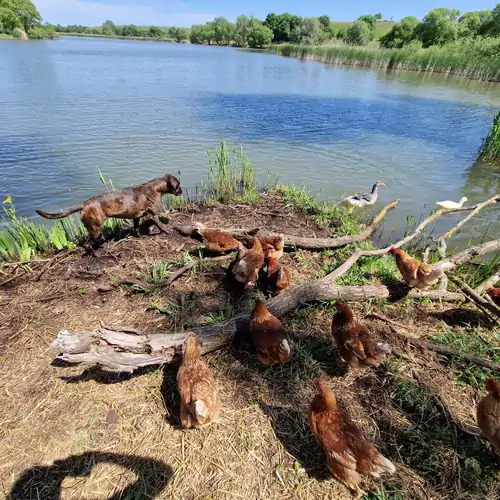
[36,0,215,27]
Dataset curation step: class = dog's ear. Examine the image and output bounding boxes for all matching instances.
[166,174,181,193]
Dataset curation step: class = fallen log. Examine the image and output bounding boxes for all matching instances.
[50,283,463,372]
[172,200,400,251]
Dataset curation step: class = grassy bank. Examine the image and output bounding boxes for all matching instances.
[271,39,500,82]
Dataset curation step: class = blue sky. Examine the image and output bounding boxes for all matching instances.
[36,0,497,27]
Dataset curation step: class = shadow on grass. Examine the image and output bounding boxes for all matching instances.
[367,370,499,497]
[431,307,492,329]
[160,364,182,427]
[53,363,157,385]
[259,401,329,480]
[7,451,172,500]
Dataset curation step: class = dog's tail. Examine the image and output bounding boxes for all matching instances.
[35,205,83,220]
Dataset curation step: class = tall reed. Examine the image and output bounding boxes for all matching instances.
[206,141,258,203]
[480,111,500,162]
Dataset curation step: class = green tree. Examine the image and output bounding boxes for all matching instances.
[171,27,187,42]
[379,16,419,48]
[189,22,215,44]
[247,19,273,48]
[263,12,301,43]
[291,17,321,45]
[336,27,347,40]
[121,24,140,37]
[346,19,371,45]
[318,15,330,31]
[0,6,20,31]
[482,3,500,36]
[415,8,460,47]
[0,0,41,33]
[148,25,163,37]
[189,24,204,43]
[458,10,490,37]
[234,14,252,47]
[101,20,116,36]
[212,16,234,45]
[357,13,382,30]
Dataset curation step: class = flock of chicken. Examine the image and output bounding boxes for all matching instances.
[176,222,500,495]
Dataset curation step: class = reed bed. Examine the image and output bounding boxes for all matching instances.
[480,111,500,162]
[271,38,500,82]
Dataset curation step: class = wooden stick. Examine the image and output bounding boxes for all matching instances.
[448,275,500,319]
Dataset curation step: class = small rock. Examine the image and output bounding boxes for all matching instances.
[106,409,118,425]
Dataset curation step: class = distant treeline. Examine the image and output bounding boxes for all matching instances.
[55,21,188,42]
[379,6,500,48]
[50,2,500,51]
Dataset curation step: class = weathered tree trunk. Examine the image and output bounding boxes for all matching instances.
[51,283,462,372]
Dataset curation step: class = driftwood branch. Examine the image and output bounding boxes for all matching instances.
[280,200,399,250]
[172,200,399,251]
[50,282,462,372]
[448,275,500,320]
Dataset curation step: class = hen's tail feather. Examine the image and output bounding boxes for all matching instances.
[371,453,396,477]
[376,343,391,356]
[187,399,209,421]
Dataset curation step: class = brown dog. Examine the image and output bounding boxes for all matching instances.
[36,174,182,253]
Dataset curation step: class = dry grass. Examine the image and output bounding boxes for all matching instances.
[1,194,499,499]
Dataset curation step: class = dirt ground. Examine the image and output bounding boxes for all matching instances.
[1,194,499,500]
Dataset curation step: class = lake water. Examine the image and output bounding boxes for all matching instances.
[1,37,500,246]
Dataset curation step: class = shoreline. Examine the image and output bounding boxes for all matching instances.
[60,33,176,43]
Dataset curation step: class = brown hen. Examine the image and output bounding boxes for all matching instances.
[259,234,285,260]
[477,378,500,450]
[266,256,292,294]
[177,334,221,429]
[308,379,395,494]
[332,302,390,369]
[231,236,265,287]
[486,288,500,307]
[194,222,239,254]
[388,247,453,289]
[250,299,291,365]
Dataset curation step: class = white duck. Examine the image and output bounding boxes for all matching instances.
[436,197,468,210]
[344,181,386,207]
